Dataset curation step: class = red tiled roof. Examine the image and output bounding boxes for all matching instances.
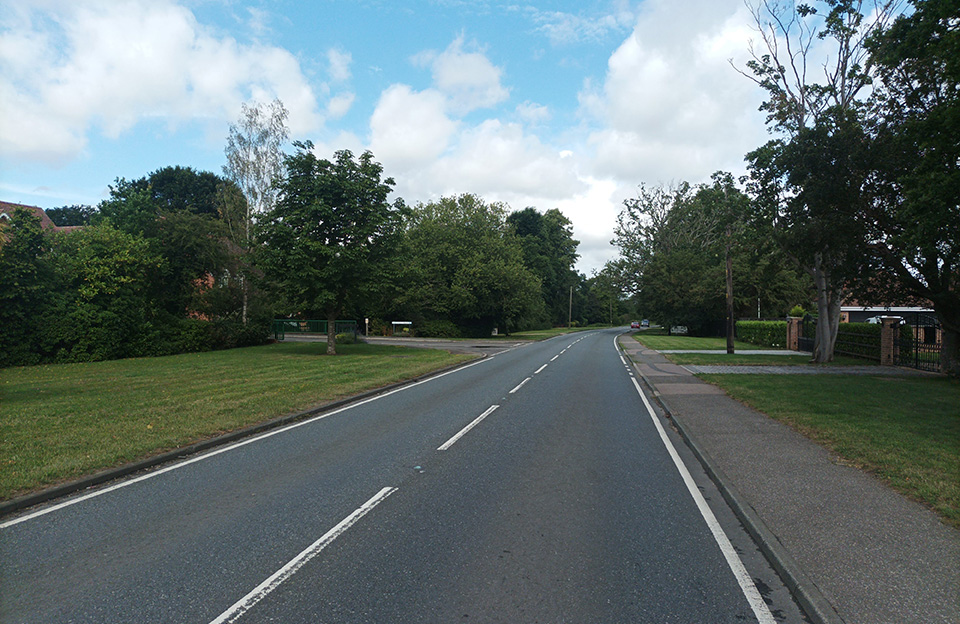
[0,201,58,230]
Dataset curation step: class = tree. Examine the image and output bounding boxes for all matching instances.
[862,0,960,375]
[45,205,96,227]
[223,99,289,241]
[45,224,163,362]
[223,99,289,324]
[0,209,54,366]
[401,194,545,336]
[507,207,580,327]
[740,0,903,362]
[256,143,406,354]
[96,173,240,320]
[613,183,727,334]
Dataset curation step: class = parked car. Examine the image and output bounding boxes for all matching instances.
[865,316,905,325]
[630,321,640,329]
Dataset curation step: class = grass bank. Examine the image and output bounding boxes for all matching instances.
[700,374,960,528]
[0,342,474,500]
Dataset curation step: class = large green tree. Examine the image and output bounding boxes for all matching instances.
[0,209,55,366]
[45,224,164,362]
[859,0,960,375]
[96,172,240,321]
[257,143,406,354]
[401,194,544,336]
[507,207,580,327]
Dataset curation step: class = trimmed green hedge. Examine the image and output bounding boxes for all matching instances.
[736,321,787,348]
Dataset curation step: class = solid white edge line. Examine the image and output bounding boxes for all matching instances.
[1,355,498,530]
[628,376,775,624]
[437,405,499,451]
[509,377,531,394]
[534,364,548,374]
[208,486,397,624]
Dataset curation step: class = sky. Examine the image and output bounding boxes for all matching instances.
[0,0,773,273]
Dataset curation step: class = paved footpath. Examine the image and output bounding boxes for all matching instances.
[618,336,959,624]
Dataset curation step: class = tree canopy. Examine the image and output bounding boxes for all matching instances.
[256,143,406,353]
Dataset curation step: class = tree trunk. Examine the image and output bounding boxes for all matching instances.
[241,275,248,326]
[936,306,960,378]
[326,313,337,355]
[725,231,735,354]
[810,252,841,363]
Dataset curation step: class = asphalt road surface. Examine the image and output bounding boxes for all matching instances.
[1,329,808,623]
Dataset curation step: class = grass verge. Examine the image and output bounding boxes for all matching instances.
[699,373,960,528]
[0,342,474,500]
[633,333,772,351]
[665,353,875,366]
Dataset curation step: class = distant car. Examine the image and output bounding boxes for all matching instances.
[641,319,649,327]
[630,321,640,329]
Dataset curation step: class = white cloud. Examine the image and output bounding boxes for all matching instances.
[413,35,509,114]
[327,48,352,83]
[369,84,459,171]
[523,1,637,45]
[516,101,551,125]
[0,0,323,164]
[580,0,768,184]
[327,92,355,119]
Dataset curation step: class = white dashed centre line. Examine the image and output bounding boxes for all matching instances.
[437,405,500,451]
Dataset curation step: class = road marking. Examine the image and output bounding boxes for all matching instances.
[629,376,776,624]
[509,377,531,394]
[209,486,397,624]
[1,356,496,529]
[437,405,500,451]
[550,355,559,361]
[534,364,548,374]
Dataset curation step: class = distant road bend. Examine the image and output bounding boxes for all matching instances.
[1,329,806,623]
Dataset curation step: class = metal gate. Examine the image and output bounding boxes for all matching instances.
[797,315,815,352]
[895,313,942,372]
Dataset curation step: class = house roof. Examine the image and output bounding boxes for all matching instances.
[0,201,58,230]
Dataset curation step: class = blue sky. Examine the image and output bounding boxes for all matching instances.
[0,0,771,272]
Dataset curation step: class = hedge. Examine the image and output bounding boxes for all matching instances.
[736,320,787,348]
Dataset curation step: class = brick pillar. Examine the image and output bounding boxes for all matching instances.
[787,317,801,351]
[880,317,899,366]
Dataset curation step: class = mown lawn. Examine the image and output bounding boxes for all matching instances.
[665,353,875,366]
[633,333,772,351]
[700,373,960,528]
[0,342,474,500]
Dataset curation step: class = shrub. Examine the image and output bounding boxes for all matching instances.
[737,320,787,347]
[417,320,462,338]
[335,332,356,345]
[789,305,807,317]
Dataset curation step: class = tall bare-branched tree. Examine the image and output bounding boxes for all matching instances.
[738,0,903,362]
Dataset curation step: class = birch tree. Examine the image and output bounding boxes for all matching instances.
[223,99,289,323]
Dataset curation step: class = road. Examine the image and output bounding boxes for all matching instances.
[1,329,807,623]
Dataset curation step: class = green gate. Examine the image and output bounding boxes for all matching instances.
[271,319,358,341]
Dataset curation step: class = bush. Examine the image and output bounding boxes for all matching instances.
[417,320,462,338]
[737,320,787,347]
[789,305,807,317]
[335,332,356,345]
